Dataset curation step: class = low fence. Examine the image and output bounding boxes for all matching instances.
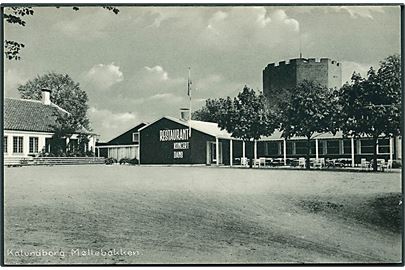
[4,156,105,166]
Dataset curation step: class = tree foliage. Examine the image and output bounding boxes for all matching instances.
[18,72,91,130]
[192,98,231,123]
[47,111,92,156]
[193,86,276,141]
[339,54,401,171]
[3,6,119,60]
[278,80,339,169]
[219,86,276,141]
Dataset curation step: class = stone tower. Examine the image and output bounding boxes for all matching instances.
[263,58,342,104]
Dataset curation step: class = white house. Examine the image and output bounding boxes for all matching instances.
[3,88,97,165]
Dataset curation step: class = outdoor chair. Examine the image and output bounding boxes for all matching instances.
[298,158,306,168]
[258,157,267,167]
[385,160,393,171]
[377,159,386,171]
[361,158,370,171]
[241,157,249,167]
[313,158,325,169]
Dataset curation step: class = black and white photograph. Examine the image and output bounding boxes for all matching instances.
[1,2,403,265]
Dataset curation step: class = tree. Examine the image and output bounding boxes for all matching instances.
[48,112,92,157]
[339,55,401,171]
[192,98,231,122]
[278,80,339,169]
[4,6,119,60]
[18,72,91,130]
[216,86,277,167]
[48,112,80,156]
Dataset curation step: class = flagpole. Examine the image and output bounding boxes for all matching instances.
[188,67,192,137]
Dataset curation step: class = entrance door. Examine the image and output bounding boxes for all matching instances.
[206,141,223,165]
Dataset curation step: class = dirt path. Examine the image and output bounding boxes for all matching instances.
[3,165,402,264]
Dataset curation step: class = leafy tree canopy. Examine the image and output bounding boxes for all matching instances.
[278,80,339,139]
[18,72,91,130]
[218,86,276,141]
[192,98,231,123]
[339,54,401,139]
[338,54,401,171]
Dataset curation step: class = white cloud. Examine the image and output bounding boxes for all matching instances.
[200,8,299,50]
[341,61,373,84]
[4,69,27,97]
[85,63,124,90]
[291,6,385,20]
[146,7,205,28]
[137,65,185,95]
[334,6,385,19]
[52,8,132,40]
[88,107,138,141]
[144,65,169,81]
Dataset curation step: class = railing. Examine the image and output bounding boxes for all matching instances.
[4,156,105,166]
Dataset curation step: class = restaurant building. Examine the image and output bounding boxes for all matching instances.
[139,116,259,165]
[137,116,401,167]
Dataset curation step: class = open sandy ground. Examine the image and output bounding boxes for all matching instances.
[3,165,402,264]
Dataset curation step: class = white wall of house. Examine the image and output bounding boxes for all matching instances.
[4,130,54,158]
[4,130,97,159]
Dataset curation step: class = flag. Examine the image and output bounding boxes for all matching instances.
[187,68,192,137]
[187,74,192,96]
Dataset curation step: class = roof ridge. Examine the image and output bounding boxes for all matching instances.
[50,102,69,114]
[5,97,42,103]
[5,97,71,115]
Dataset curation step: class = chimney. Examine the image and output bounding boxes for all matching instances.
[41,88,51,105]
[180,108,190,121]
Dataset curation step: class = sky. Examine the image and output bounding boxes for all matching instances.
[4,5,401,141]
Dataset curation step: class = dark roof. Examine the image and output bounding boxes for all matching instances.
[4,98,89,134]
[106,123,147,145]
[95,123,147,146]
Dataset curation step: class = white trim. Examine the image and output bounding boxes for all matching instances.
[283,139,287,165]
[230,139,233,167]
[132,132,140,143]
[138,116,239,140]
[215,137,219,166]
[4,129,54,136]
[96,144,138,148]
[389,137,394,162]
[351,137,355,167]
[242,141,246,160]
[254,140,257,161]
[315,139,319,161]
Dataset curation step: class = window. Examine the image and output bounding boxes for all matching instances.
[360,139,374,154]
[29,137,39,153]
[309,141,316,154]
[267,142,279,155]
[13,136,23,153]
[132,132,139,143]
[295,141,307,155]
[4,136,7,153]
[326,140,339,155]
[286,141,294,155]
[378,139,390,154]
[343,139,351,154]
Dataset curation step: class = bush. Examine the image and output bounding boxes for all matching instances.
[392,160,402,168]
[105,157,117,165]
[119,158,139,165]
[129,158,139,165]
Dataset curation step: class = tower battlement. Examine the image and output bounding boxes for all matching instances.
[265,58,341,70]
[263,57,342,105]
